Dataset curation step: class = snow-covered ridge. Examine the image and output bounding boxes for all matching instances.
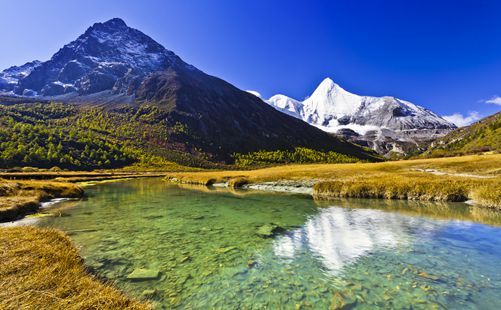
[266,78,456,155]
[0,60,42,93]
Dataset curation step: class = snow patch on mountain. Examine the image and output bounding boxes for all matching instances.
[246,90,262,98]
[268,94,303,118]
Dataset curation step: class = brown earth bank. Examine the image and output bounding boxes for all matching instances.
[0,171,167,180]
[0,226,149,309]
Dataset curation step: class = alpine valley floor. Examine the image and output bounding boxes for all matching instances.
[1,153,500,309]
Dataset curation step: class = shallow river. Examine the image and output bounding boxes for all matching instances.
[38,178,501,309]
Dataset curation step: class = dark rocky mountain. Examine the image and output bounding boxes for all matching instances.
[0,18,378,163]
[133,65,380,160]
[7,18,186,102]
[0,60,41,94]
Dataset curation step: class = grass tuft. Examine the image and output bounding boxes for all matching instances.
[227,177,249,188]
[313,177,471,202]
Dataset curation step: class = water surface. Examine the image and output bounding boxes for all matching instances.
[39,178,501,309]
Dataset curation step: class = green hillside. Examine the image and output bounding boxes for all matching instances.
[424,111,501,157]
[0,101,219,170]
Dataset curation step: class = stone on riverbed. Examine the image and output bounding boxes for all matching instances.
[256,223,286,238]
[141,289,158,298]
[331,291,358,309]
[127,268,160,281]
[215,246,238,254]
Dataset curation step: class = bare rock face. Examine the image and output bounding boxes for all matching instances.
[267,78,456,156]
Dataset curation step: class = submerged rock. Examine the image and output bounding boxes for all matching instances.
[417,271,440,281]
[256,223,286,238]
[247,259,257,268]
[66,228,98,235]
[331,291,358,309]
[143,215,164,220]
[215,246,238,254]
[127,268,160,281]
[141,289,158,298]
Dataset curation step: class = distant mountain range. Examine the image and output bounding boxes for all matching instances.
[0,18,378,167]
[266,78,456,156]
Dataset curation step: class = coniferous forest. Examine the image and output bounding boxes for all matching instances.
[0,101,211,170]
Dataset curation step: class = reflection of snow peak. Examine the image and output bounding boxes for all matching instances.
[273,207,425,273]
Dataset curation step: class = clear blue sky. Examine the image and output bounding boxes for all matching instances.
[1,0,500,123]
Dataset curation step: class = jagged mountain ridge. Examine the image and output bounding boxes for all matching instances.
[267,78,456,156]
[0,18,378,163]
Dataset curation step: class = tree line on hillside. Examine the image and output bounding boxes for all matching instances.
[233,147,359,167]
[0,102,192,170]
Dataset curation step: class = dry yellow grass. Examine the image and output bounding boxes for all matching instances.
[0,226,149,310]
[313,176,499,204]
[471,186,501,209]
[165,154,501,208]
[166,154,501,183]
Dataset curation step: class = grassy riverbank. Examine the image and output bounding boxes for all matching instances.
[313,176,499,206]
[165,154,501,208]
[0,171,173,222]
[0,226,148,309]
[0,179,84,222]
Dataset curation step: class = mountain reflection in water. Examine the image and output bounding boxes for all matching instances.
[273,206,439,273]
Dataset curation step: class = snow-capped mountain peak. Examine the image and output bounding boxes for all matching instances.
[267,78,456,155]
[309,77,345,98]
[303,78,364,122]
[0,18,191,100]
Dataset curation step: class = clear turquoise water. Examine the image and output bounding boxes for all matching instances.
[38,178,501,309]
